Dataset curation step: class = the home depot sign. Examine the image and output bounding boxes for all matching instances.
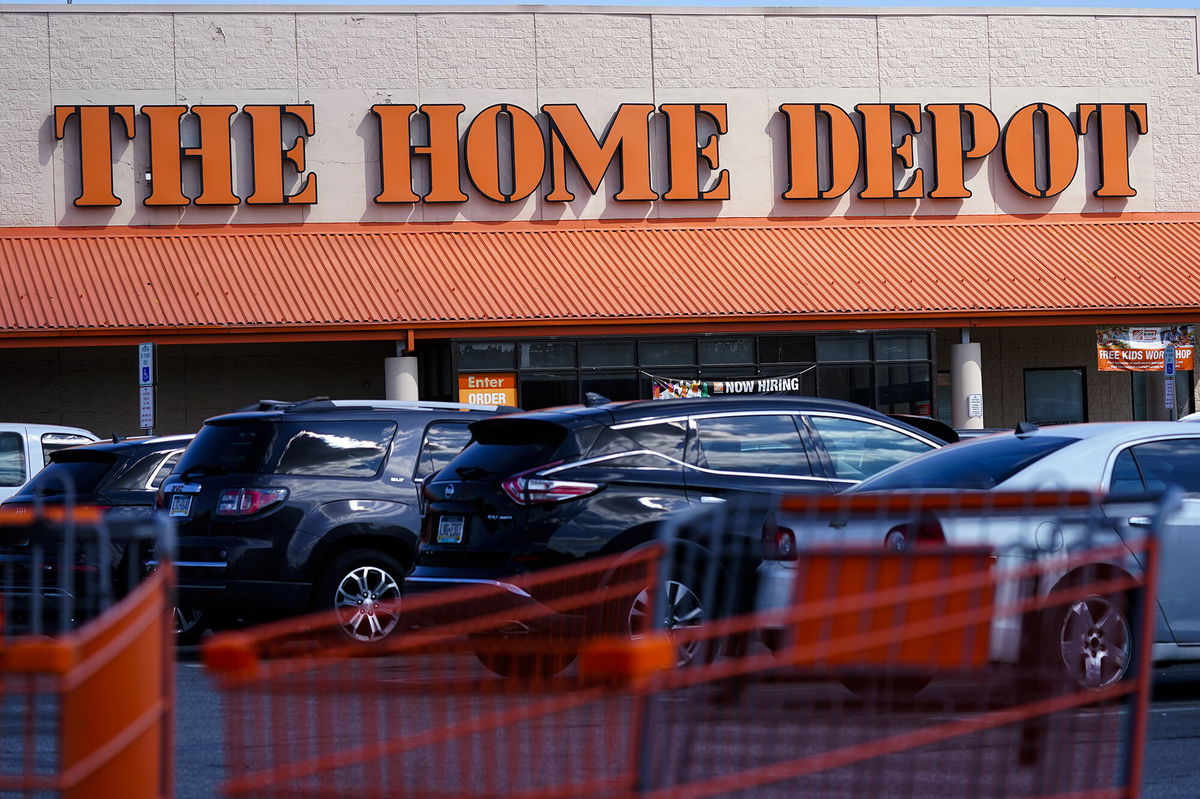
[54,101,1148,208]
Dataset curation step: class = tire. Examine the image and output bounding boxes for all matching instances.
[839,673,932,700]
[473,644,578,680]
[626,562,715,668]
[173,606,209,646]
[314,549,406,644]
[1049,591,1132,691]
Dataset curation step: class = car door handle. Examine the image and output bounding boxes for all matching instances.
[1126,516,1153,527]
[700,496,726,504]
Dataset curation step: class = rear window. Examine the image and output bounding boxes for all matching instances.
[443,418,574,480]
[22,453,117,496]
[858,435,1076,491]
[40,433,95,466]
[176,421,274,476]
[177,420,397,478]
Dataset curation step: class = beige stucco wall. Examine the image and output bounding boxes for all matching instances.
[0,5,1196,227]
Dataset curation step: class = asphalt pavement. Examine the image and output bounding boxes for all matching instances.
[175,656,1200,799]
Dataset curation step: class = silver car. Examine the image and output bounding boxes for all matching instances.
[756,422,1200,690]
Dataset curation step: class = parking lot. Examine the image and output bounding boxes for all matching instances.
[174,653,1200,799]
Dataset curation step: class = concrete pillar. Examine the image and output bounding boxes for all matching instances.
[951,337,984,429]
[384,356,418,401]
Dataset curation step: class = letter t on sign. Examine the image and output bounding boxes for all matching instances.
[55,105,135,207]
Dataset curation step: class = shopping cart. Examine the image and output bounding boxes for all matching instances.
[0,504,175,799]
[203,488,1171,799]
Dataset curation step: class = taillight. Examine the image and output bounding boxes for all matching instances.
[501,465,600,505]
[762,517,798,561]
[215,488,288,516]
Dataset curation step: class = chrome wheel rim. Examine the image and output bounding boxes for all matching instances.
[173,606,203,636]
[334,565,402,642]
[1059,595,1130,691]
[629,580,705,666]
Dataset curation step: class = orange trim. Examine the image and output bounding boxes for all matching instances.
[12,210,1200,239]
[3,212,1200,347]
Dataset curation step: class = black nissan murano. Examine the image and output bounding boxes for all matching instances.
[411,396,946,672]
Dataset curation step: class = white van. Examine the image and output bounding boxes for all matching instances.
[0,423,98,504]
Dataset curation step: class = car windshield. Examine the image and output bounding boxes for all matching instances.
[856,435,1077,491]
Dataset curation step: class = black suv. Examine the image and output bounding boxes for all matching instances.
[1,434,191,630]
[162,398,513,643]
[4,434,191,521]
[414,397,944,665]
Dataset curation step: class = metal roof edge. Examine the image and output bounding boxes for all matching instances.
[3,4,1198,17]
[6,211,1200,240]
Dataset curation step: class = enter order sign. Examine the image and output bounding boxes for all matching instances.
[458,373,517,406]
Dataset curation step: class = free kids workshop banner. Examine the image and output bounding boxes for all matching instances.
[1096,326,1194,372]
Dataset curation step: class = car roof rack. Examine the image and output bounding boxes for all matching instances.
[232,397,519,414]
[325,399,520,413]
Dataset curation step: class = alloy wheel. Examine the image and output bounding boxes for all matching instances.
[333,565,402,643]
[1058,595,1130,691]
[173,606,204,635]
[629,579,706,666]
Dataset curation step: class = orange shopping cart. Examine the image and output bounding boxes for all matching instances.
[0,504,175,799]
[203,488,1172,799]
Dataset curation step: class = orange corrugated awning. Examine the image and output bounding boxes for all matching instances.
[1,213,1198,346]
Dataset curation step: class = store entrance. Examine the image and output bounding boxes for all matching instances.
[451,332,936,414]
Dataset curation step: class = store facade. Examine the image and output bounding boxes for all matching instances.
[0,5,1197,435]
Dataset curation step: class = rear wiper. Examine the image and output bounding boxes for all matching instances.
[454,466,493,480]
[180,465,229,480]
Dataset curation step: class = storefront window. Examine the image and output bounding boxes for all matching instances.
[580,340,635,368]
[581,372,640,402]
[818,364,873,407]
[759,335,815,364]
[451,332,933,412]
[1025,367,1086,425]
[520,341,575,369]
[817,334,871,362]
[639,339,696,366]
[457,342,515,370]
[876,363,932,415]
[698,338,754,365]
[876,334,930,361]
[936,371,952,425]
[1132,371,1194,419]
[520,373,578,410]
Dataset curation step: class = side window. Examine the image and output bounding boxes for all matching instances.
[415,423,473,478]
[1108,449,1146,496]
[273,421,398,478]
[109,451,172,491]
[693,415,812,476]
[151,452,183,489]
[0,432,26,487]
[41,433,93,466]
[1125,439,1200,494]
[591,421,687,461]
[808,415,935,481]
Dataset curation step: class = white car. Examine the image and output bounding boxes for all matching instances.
[756,422,1200,691]
[0,423,98,504]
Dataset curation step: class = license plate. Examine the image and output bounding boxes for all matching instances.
[169,494,193,518]
[436,516,465,544]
